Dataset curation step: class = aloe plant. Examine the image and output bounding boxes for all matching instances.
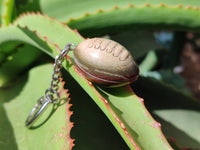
[0,0,200,149]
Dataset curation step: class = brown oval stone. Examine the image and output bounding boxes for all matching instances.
[73,38,139,87]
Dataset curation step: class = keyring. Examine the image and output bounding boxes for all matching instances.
[25,97,51,128]
[25,44,75,128]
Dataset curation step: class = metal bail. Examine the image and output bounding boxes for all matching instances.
[25,96,51,128]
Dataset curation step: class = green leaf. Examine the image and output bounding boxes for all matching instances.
[62,69,130,150]
[132,76,200,148]
[40,0,200,22]
[0,44,42,87]
[0,0,2,24]
[154,109,200,149]
[0,41,22,64]
[14,13,84,50]
[41,0,200,36]
[96,86,172,150]
[159,70,187,91]
[0,24,63,86]
[139,51,158,74]
[0,25,59,57]
[0,41,21,54]
[0,64,73,150]
[1,0,14,26]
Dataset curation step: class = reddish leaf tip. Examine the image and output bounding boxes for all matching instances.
[139,98,144,103]
[73,29,78,33]
[65,89,69,93]
[43,36,48,40]
[54,43,58,47]
[68,18,74,22]
[69,111,73,116]
[176,4,183,8]
[60,22,66,25]
[30,11,35,15]
[104,99,108,104]
[186,6,192,9]
[97,9,103,12]
[66,93,70,98]
[113,5,119,9]
[193,6,199,10]
[160,3,165,7]
[88,81,93,86]
[68,103,73,108]
[84,12,90,16]
[128,4,134,7]
[145,3,150,7]
[54,44,60,50]
[37,11,41,15]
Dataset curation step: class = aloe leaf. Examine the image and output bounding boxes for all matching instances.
[0,64,73,150]
[0,13,83,87]
[1,14,173,149]
[0,25,60,57]
[0,44,42,87]
[40,0,200,22]
[41,0,200,36]
[13,13,84,49]
[139,51,158,74]
[0,25,62,86]
[64,58,172,149]
[63,69,130,149]
[0,0,2,24]
[0,41,21,64]
[0,52,4,62]
[155,109,200,149]
[132,76,200,148]
[0,41,21,54]
[0,0,14,25]
[15,14,162,59]
[159,70,186,90]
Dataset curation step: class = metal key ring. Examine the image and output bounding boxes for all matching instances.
[25,97,51,128]
[25,89,60,128]
[25,44,75,128]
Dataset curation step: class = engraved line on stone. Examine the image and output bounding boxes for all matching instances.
[113,45,124,57]
[93,38,99,48]
[94,69,127,79]
[120,50,129,61]
[106,40,114,53]
[95,39,102,49]
[100,39,110,50]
